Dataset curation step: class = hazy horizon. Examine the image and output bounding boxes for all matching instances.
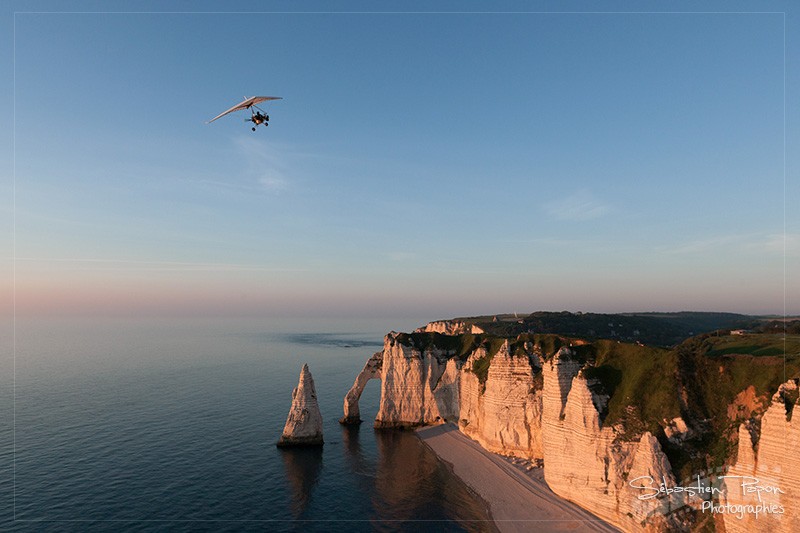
[4,1,798,319]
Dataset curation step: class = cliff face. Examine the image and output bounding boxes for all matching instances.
[342,334,678,529]
[722,380,800,532]
[374,334,461,427]
[416,320,485,335]
[459,343,543,459]
[343,333,541,459]
[342,330,799,532]
[541,350,679,531]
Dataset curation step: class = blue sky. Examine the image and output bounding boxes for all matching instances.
[3,1,799,318]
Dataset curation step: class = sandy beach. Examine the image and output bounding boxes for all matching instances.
[417,424,621,533]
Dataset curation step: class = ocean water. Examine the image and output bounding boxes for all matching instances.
[2,317,495,532]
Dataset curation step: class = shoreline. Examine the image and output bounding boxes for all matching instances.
[416,424,621,533]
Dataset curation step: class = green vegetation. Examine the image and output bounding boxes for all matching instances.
[668,333,800,478]
[583,341,681,434]
[512,333,568,359]
[469,337,507,391]
[755,320,800,335]
[471,353,494,389]
[393,331,482,360]
[703,333,800,358]
[451,310,755,346]
[625,311,755,335]
[680,334,800,402]
[394,331,519,360]
[472,332,592,393]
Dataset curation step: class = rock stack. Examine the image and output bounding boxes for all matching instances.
[277,363,324,447]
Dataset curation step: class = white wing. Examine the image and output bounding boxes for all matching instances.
[206,96,283,124]
[247,96,282,106]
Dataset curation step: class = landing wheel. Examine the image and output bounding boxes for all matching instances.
[251,127,256,132]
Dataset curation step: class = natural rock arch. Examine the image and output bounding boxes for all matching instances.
[339,350,383,425]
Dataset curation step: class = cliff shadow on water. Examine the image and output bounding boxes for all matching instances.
[370,427,497,533]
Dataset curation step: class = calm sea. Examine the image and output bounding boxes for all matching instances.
[2,317,494,532]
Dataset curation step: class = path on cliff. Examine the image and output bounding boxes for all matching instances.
[417,424,621,533]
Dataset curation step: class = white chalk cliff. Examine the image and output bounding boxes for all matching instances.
[722,380,800,533]
[342,331,798,531]
[416,320,484,335]
[341,334,679,529]
[373,333,461,427]
[277,363,324,447]
[541,349,679,531]
[459,343,543,459]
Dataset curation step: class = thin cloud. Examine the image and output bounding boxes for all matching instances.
[259,175,288,193]
[15,257,309,272]
[759,233,800,257]
[658,234,747,255]
[545,190,610,221]
[234,136,292,194]
[658,233,800,256]
[505,237,599,247]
